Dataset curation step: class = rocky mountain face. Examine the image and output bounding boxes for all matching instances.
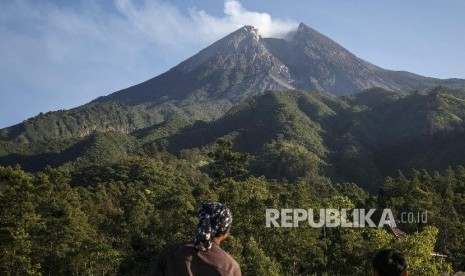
[94,22,464,104]
[263,24,435,95]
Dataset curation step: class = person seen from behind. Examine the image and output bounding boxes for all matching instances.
[372,249,408,276]
[150,202,241,276]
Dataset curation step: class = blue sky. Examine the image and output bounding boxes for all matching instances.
[1,0,464,129]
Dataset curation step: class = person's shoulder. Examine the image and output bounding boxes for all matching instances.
[215,245,241,275]
[229,255,240,271]
[211,244,240,268]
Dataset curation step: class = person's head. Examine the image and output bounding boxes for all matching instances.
[194,202,233,252]
[372,249,408,276]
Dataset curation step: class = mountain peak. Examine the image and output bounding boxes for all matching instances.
[239,25,260,41]
[297,22,312,32]
[294,22,331,44]
[212,25,261,48]
[92,22,462,107]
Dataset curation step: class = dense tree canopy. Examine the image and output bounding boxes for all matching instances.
[1,139,464,275]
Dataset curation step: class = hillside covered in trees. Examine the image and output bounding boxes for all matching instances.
[3,87,465,192]
[2,87,465,275]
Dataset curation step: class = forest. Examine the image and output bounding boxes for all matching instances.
[1,138,464,275]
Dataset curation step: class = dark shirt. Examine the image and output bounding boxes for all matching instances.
[150,242,241,276]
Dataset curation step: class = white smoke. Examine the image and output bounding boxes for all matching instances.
[190,0,298,40]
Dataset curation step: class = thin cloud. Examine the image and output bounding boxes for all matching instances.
[114,0,298,45]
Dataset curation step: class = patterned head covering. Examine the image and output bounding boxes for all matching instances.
[194,202,233,252]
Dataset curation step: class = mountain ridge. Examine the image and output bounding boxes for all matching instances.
[94,22,465,104]
[4,87,465,194]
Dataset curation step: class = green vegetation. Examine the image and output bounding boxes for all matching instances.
[1,141,463,275]
[2,87,465,274]
[4,88,465,190]
[0,102,162,143]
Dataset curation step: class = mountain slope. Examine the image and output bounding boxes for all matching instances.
[96,26,294,106]
[0,102,161,143]
[149,88,465,192]
[161,90,341,154]
[3,88,465,192]
[263,23,463,95]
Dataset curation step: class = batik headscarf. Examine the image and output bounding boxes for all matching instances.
[194,202,233,252]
